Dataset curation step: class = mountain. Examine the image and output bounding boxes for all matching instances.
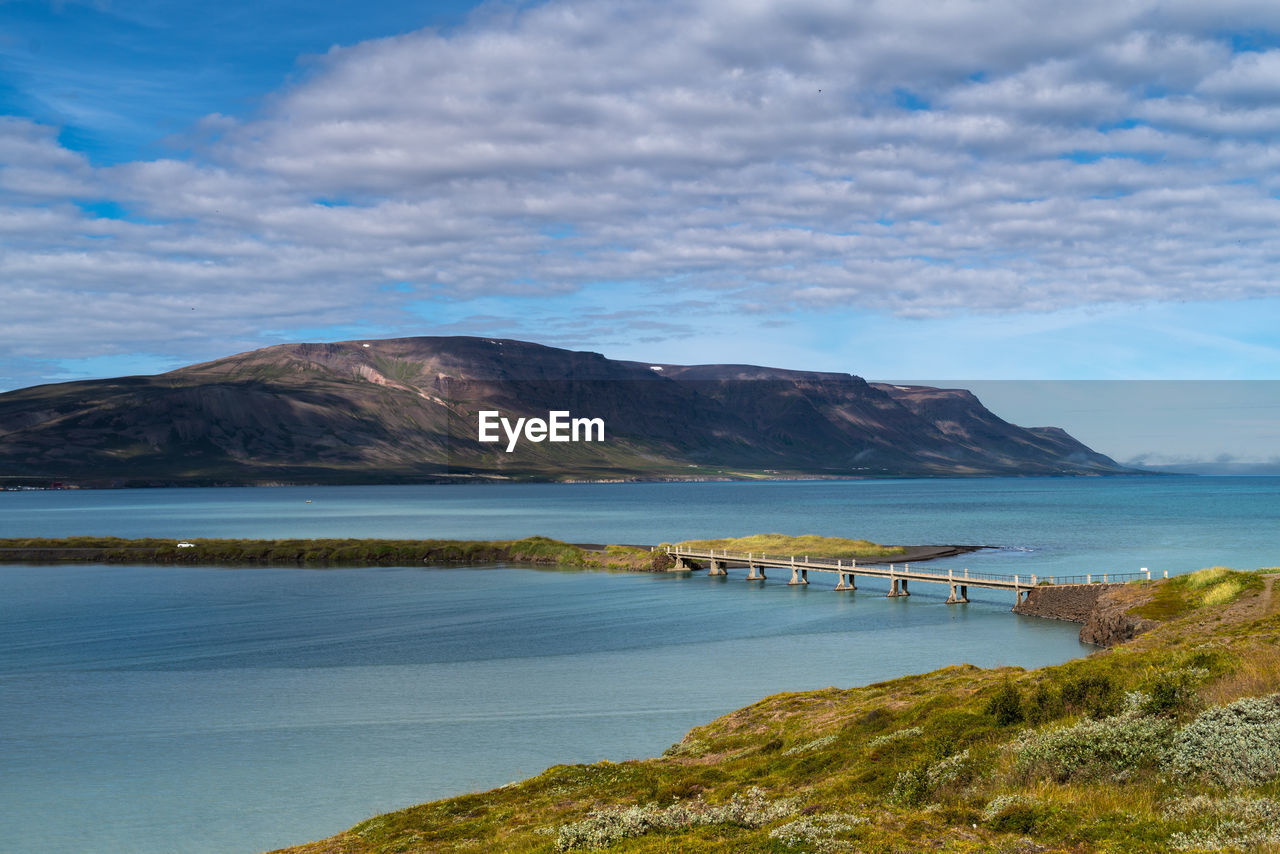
[0,337,1133,486]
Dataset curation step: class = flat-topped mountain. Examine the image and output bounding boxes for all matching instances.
[0,337,1132,486]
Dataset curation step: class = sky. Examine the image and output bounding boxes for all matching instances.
[2,0,1280,464]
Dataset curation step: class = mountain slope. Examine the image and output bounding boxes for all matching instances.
[0,337,1133,485]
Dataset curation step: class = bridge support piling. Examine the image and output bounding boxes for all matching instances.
[747,563,765,581]
[788,566,809,586]
[708,559,726,577]
[946,583,969,604]
[834,572,857,591]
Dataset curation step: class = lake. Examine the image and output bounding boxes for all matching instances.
[0,477,1275,853]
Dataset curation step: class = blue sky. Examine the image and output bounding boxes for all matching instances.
[2,0,1280,462]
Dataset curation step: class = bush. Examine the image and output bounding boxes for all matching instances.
[769,813,868,851]
[1169,693,1280,786]
[987,680,1024,726]
[982,795,1048,834]
[1142,667,1207,717]
[783,734,836,756]
[889,750,970,806]
[555,787,798,851]
[1164,795,1280,851]
[1014,714,1174,783]
[1025,683,1064,725]
[1060,673,1124,719]
[866,726,921,751]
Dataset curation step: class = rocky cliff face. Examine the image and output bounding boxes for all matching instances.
[1079,587,1161,646]
[0,336,1137,486]
[1014,584,1159,647]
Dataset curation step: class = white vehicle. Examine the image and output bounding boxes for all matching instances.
[176,542,196,548]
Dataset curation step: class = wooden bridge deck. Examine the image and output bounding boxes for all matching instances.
[665,546,1151,603]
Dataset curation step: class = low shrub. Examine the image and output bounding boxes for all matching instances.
[889,749,970,806]
[866,726,921,751]
[1060,673,1125,719]
[555,787,798,851]
[1142,667,1208,717]
[769,813,868,851]
[1168,693,1280,786]
[981,794,1050,834]
[1025,682,1064,725]
[783,734,837,756]
[986,680,1024,726]
[661,738,707,758]
[1164,795,1280,851]
[1014,714,1174,783]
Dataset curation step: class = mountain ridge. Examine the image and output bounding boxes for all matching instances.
[0,336,1137,486]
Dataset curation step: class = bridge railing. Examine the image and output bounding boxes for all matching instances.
[1033,571,1151,585]
[667,547,868,567]
[666,546,1154,587]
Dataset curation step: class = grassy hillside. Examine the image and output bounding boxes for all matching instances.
[274,566,1280,853]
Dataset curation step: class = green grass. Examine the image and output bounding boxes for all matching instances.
[674,533,906,559]
[0,536,669,571]
[1131,565,1262,620]
[270,566,1280,854]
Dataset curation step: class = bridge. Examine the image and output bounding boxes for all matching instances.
[664,546,1155,604]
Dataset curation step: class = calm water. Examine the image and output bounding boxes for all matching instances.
[1,477,1276,853]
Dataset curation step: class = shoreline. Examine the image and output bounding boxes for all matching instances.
[0,472,1166,491]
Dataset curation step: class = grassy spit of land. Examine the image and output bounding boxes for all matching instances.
[270,565,1280,854]
[0,536,667,570]
[0,533,914,570]
[668,534,909,560]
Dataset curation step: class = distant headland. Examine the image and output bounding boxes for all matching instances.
[0,336,1141,487]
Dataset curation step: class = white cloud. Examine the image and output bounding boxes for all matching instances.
[4,0,1280,382]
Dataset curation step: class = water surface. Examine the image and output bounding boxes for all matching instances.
[1,477,1275,853]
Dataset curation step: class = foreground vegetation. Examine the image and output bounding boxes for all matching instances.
[673,534,907,560]
[274,565,1280,853]
[0,536,666,570]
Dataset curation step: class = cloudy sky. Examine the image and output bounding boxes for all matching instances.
[3,0,1280,457]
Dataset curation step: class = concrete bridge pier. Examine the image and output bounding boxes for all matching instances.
[746,563,766,581]
[834,572,857,591]
[946,583,969,604]
[788,566,809,586]
[708,559,727,576]
[673,556,688,571]
[886,575,910,597]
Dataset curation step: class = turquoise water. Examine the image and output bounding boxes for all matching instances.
[0,477,1276,853]
[4,476,1278,575]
